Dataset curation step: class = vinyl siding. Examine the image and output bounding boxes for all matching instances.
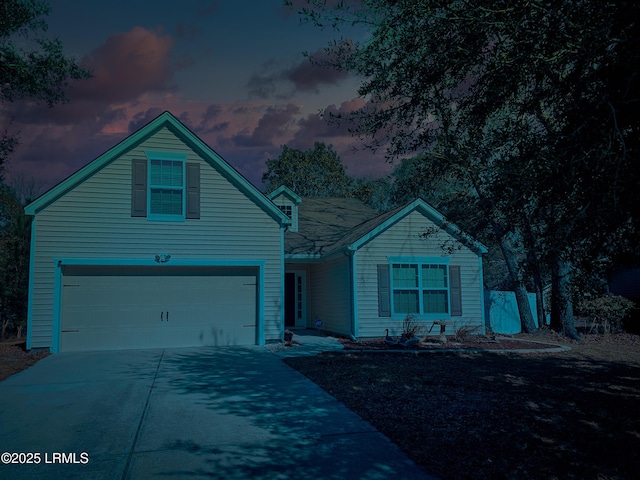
[309,255,351,336]
[29,127,283,349]
[356,210,484,338]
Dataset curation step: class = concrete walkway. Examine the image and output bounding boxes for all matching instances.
[0,343,434,480]
[266,329,345,358]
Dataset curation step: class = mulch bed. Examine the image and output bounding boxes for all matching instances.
[339,335,560,351]
[0,341,49,382]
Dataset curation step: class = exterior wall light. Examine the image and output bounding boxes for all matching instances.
[155,254,171,264]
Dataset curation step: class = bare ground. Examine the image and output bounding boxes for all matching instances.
[285,331,640,479]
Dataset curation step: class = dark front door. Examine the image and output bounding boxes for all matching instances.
[285,272,296,327]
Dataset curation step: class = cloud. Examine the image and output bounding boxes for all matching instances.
[75,27,175,104]
[288,98,394,179]
[287,48,349,92]
[175,53,196,71]
[232,104,301,147]
[202,105,222,123]
[247,49,350,99]
[3,108,131,191]
[128,107,166,133]
[3,27,177,129]
[291,98,366,146]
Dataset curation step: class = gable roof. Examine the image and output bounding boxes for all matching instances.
[24,111,290,226]
[284,197,380,256]
[266,185,302,204]
[285,197,488,257]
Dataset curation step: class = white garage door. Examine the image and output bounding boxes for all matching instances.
[60,266,257,352]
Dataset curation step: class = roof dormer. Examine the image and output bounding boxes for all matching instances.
[267,185,302,232]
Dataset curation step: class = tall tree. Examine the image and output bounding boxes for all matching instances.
[263,142,353,196]
[294,0,640,337]
[0,183,31,338]
[351,176,393,212]
[0,0,90,173]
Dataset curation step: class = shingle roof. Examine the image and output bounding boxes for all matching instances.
[283,196,488,257]
[284,197,383,255]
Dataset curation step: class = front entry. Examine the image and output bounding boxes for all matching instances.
[284,271,306,328]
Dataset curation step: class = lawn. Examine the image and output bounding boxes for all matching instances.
[285,332,640,479]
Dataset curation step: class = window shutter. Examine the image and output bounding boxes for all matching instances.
[185,162,200,219]
[131,159,147,217]
[377,264,391,317]
[449,265,462,316]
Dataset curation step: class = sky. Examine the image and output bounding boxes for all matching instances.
[2,0,393,195]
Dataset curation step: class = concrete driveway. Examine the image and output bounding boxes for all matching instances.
[0,346,434,479]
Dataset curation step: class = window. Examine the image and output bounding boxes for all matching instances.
[278,204,292,219]
[131,153,199,220]
[149,159,183,217]
[392,262,449,314]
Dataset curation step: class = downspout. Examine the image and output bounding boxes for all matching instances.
[26,215,36,351]
[280,225,286,341]
[348,247,358,341]
[479,254,487,335]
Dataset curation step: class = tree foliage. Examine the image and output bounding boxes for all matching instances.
[263,142,354,196]
[294,0,640,337]
[0,183,31,338]
[0,0,91,173]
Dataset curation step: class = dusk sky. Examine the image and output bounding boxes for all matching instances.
[3,0,393,194]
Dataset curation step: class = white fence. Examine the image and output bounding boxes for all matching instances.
[485,290,538,334]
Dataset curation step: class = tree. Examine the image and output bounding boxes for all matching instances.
[263,142,354,196]
[350,176,393,212]
[0,183,31,338]
[0,0,91,173]
[294,0,640,337]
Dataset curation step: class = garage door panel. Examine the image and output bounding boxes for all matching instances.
[60,267,258,351]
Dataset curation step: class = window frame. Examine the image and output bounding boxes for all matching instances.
[389,257,451,317]
[146,151,188,222]
[278,204,293,219]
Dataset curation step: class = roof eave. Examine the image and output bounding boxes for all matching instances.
[266,185,302,204]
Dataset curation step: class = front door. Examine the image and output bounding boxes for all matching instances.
[284,271,306,328]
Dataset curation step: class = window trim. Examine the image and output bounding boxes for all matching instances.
[274,201,297,231]
[145,151,188,222]
[389,257,451,317]
[277,204,292,219]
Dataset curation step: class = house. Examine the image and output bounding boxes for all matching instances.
[25,111,487,352]
[268,190,488,339]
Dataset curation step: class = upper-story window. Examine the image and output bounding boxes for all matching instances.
[278,204,293,219]
[149,159,184,217]
[266,185,300,232]
[131,151,199,220]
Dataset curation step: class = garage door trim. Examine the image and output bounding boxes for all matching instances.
[52,257,266,353]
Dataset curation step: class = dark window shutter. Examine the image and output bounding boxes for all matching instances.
[449,265,462,316]
[377,264,391,317]
[186,162,200,219]
[131,159,147,217]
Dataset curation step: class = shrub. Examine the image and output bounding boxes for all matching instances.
[577,294,637,334]
[454,325,480,342]
[401,314,421,340]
